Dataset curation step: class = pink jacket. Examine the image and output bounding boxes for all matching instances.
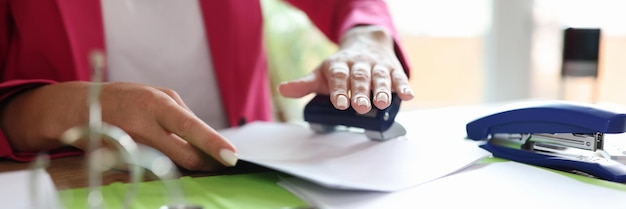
[0,0,409,161]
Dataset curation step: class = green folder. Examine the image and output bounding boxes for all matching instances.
[58,158,626,209]
[58,172,308,209]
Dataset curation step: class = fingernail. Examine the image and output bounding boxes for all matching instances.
[337,95,348,109]
[375,92,389,104]
[219,149,238,167]
[402,87,414,96]
[357,97,369,107]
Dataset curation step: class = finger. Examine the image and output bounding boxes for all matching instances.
[154,102,238,168]
[371,64,392,110]
[350,62,372,114]
[143,131,225,171]
[323,62,350,110]
[277,71,326,98]
[391,66,414,101]
[154,87,193,112]
[63,125,223,171]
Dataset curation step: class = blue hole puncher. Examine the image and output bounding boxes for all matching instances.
[303,93,406,141]
[466,101,626,183]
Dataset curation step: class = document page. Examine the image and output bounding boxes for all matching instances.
[221,108,490,192]
[278,161,626,209]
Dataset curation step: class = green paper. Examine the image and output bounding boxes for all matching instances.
[58,172,308,209]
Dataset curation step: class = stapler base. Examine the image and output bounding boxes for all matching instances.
[365,122,407,141]
[309,122,406,141]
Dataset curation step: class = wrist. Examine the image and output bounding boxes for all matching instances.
[0,82,88,152]
[0,88,40,150]
[339,25,394,51]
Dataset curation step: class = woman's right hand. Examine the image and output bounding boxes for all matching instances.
[0,81,238,171]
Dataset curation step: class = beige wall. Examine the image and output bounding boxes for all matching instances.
[401,35,626,110]
[400,36,484,110]
[598,36,626,105]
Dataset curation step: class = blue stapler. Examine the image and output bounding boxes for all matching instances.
[466,101,626,182]
[303,93,406,141]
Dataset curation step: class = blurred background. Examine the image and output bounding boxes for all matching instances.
[262,0,626,122]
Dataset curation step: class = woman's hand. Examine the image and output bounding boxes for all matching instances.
[0,81,237,171]
[278,25,414,114]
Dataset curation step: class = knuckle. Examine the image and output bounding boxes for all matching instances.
[392,76,408,85]
[351,69,370,81]
[326,55,343,63]
[134,88,169,106]
[160,88,181,99]
[330,69,349,80]
[375,79,390,89]
[332,82,347,90]
[179,153,204,171]
[175,117,195,137]
[351,53,373,62]
[351,84,369,93]
[391,70,408,82]
[393,79,410,89]
[372,68,389,79]
[134,89,159,103]
[330,50,352,60]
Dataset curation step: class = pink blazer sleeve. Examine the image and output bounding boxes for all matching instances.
[285,0,411,76]
[0,1,82,161]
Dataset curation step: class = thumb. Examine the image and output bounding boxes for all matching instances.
[277,71,326,98]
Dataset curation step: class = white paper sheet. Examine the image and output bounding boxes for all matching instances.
[221,106,492,192]
[0,169,63,209]
[279,161,626,209]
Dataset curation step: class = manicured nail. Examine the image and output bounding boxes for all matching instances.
[357,97,369,107]
[337,95,349,109]
[402,87,414,96]
[375,92,389,104]
[219,149,238,167]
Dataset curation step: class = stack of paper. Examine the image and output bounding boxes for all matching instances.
[278,161,626,209]
[221,105,493,192]
[222,121,488,191]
